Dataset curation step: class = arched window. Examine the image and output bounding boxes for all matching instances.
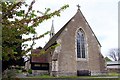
[77,29,86,58]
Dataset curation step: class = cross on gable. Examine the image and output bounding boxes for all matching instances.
[77,4,80,9]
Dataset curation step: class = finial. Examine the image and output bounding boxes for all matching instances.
[77,4,80,10]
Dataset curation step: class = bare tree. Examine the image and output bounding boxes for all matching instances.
[109,48,120,61]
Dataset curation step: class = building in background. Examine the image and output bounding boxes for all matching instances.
[107,61,120,73]
[31,6,106,76]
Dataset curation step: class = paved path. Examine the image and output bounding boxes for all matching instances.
[94,76,119,78]
[16,73,27,78]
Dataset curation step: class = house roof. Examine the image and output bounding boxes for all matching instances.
[31,49,48,63]
[107,61,120,65]
[107,65,120,69]
[107,61,120,69]
[44,8,101,50]
[44,14,75,50]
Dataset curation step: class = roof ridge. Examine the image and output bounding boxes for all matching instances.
[44,11,77,50]
[78,9,101,47]
[44,8,101,50]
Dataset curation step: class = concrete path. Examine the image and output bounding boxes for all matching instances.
[16,73,27,78]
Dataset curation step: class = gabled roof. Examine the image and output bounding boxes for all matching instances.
[44,14,75,50]
[79,9,102,47]
[44,8,101,50]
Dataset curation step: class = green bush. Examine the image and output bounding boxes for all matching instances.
[28,69,32,74]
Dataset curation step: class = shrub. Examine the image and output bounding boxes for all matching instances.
[28,69,32,74]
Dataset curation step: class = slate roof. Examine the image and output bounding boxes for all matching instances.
[31,49,48,63]
[44,9,101,50]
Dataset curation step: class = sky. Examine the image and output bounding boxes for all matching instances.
[24,0,118,57]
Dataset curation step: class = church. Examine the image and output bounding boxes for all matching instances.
[31,6,106,76]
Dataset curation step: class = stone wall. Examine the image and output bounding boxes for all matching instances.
[54,9,106,76]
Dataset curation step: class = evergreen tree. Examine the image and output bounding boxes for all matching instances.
[105,57,112,62]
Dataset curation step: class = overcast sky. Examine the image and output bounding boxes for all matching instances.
[25,0,118,57]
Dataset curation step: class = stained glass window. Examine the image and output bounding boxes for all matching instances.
[77,29,86,58]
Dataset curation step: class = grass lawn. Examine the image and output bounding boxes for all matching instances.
[26,74,120,80]
[2,74,120,80]
[108,72,120,76]
[3,72,119,80]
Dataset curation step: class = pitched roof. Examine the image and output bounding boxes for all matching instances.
[31,49,48,63]
[44,9,101,50]
[44,14,75,50]
[80,10,102,47]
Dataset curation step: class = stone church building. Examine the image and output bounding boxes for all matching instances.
[31,6,106,76]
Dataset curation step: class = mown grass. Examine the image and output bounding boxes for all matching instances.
[2,75,120,80]
[108,72,120,76]
[27,74,120,79]
[4,72,119,80]
[28,75,54,78]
